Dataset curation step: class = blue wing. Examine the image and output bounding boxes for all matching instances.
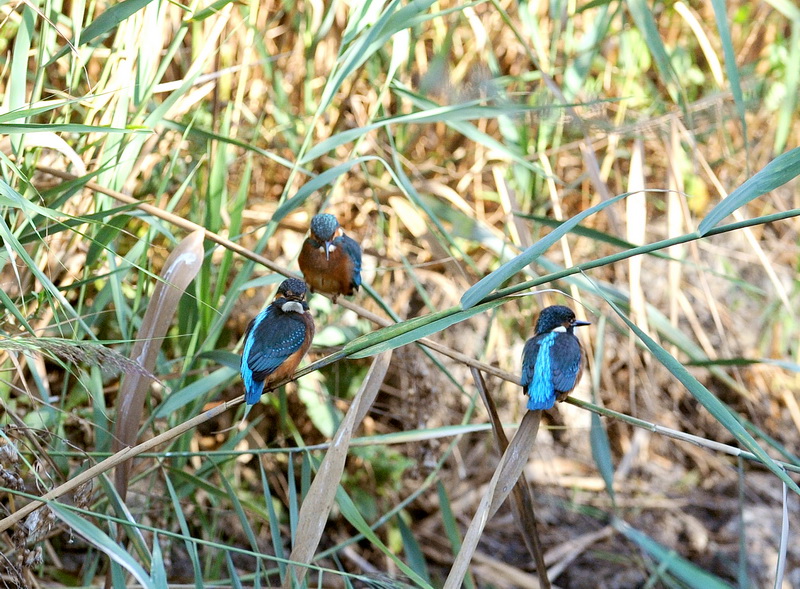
[521,334,556,410]
[338,235,362,288]
[241,305,306,404]
[550,333,582,392]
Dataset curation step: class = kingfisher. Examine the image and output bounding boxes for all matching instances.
[240,278,315,405]
[521,305,590,411]
[298,213,362,302]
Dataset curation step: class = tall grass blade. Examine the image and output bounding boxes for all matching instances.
[163,471,203,588]
[601,296,800,495]
[334,487,432,588]
[590,413,616,507]
[624,0,687,112]
[774,481,789,589]
[773,21,800,153]
[710,0,749,163]
[150,532,168,589]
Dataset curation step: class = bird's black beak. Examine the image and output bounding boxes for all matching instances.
[324,241,332,261]
[572,319,591,328]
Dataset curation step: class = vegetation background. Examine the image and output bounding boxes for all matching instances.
[1,0,799,587]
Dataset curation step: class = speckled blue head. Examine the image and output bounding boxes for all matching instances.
[534,305,588,335]
[277,278,307,300]
[309,214,340,242]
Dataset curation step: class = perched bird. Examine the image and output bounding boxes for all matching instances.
[521,305,590,411]
[298,213,362,302]
[240,278,315,405]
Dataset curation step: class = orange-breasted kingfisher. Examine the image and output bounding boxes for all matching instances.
[521,305,590,410]
[240,278,315,405]
[298,213,362,302]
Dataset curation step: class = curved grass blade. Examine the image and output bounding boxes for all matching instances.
[460,192,629,310]
[613,518,733,589]
[698,146,800,235]
[113,230,205,500]
[443,411,541,589]
[601,296,800,495]
[285,352,392,588]
[49,503,154,589]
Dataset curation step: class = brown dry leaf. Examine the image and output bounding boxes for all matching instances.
[443,410,541,589]
[112,229,205,500]
[284,350,392,588]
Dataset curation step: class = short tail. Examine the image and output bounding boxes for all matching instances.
[244,380,265,405]
[526,389,556,411]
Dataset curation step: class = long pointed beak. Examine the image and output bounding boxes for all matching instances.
[324,241,332,261]
[572,320,591,327]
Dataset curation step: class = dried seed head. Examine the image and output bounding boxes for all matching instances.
[21,507,56,545]
[73,479,93,510]
[0,467,24,491]
[0,437,18,466]
[21,545,43,569]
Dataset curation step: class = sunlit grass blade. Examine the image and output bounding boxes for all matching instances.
[460,192,629,309]
[698,146,800,234]
[0,123,149,133]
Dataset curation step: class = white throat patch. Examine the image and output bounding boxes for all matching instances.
[281,301,305,314]
[552,325,567,333]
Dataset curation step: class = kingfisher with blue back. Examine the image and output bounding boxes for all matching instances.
[521,305,590,410]
[298,213,362,303]
[240,278,315,406]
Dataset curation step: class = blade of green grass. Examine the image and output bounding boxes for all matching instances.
[600,295,800,495]
[614,518,733,589]
[50,503,154,589]
[460,191,629,309]
[698,147,800,234]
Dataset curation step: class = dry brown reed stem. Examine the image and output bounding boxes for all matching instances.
[35,165,522,386]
